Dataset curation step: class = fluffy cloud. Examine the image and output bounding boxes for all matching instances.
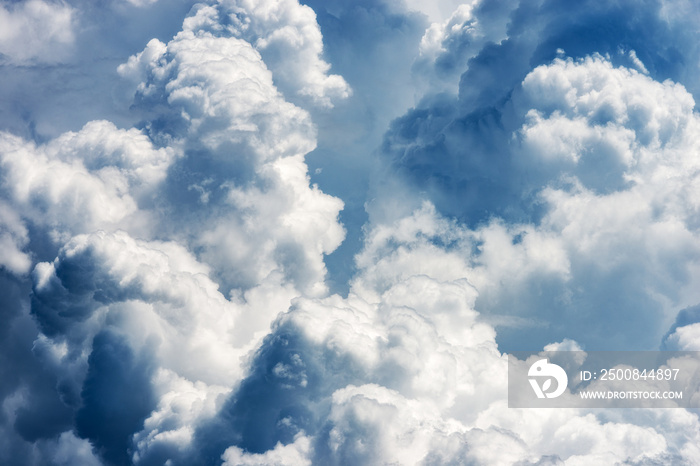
[0,0,76,64]
[2,0,700,464]
[665,323,700,351]
[28,227,305,464]
[218,0,351,108]
[0,200,31,274]
[415,0,518,92]
[222,433,312,466]
[0,0,349,463]
[118,4,345,295]
[120,0,350,110]
[501,56,700,348]
[0,120,177,244]
[382,49,700,350]
[192,202,700,465]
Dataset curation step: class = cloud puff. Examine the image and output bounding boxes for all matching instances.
[222,433,312,466]
[219,0,351,108]
[118,4,346,295]
[0,200,31,274]
[665,323,700,351]
[0,120,177,245]
[29,431,103,466]
[501,56,700,348]
[415,0,518,92]
[382,47,700,350]
[192,201,700,465]
[0,1,351,463]
[0,0,76,64]
[120,0,350,111]
[29,229,296,464]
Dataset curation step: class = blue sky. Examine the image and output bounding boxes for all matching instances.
[1,0,700,464]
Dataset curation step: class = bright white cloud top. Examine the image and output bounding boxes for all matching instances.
[1,0,700,465]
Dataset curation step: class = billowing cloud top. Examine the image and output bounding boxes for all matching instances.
[1,0,700,465]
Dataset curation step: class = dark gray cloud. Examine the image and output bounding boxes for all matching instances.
[76,330,157,466]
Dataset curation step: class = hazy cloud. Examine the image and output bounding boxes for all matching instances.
[0,0,76,64]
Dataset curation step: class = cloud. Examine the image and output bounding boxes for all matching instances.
[2,0,700,464]
[42,431,103,466]
[222,433,312,466]
[0,1,350,462]
[28,228,294,464]
[381,47,700,351]
[118,4,346,295]
[120,0,350,110]
[0,120,177,245]
[0,0,76,64]
[414,0,519,92]
[665,323,700,351]
[184,202,700,464]
[0,200,31,274]
[220,0,351,108]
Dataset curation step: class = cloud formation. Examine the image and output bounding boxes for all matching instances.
[0,0,76,64]
[380,4,700,350]
[1,0,700,465]
[118,1,346,296]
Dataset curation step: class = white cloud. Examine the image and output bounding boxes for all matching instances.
[32,229,245,377]
[628,49,650,74]
[119,8,346,295]
[476,404,669,464]
[456,55,700,348]
[29,229,293,461]
[10,4,353,461]
[414,0,518,93]
[217,0,351,107]
[222,433,312,466]
[0,121,178,243]
[43,431,103,466]
[517,56,694,150]
[3,0,700,464]
[122,0,350,110]
[0,0,76,64]
[665,323,700,350]
[0,201,30,275]
[133,368,231,463]
[324,384,467,465]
